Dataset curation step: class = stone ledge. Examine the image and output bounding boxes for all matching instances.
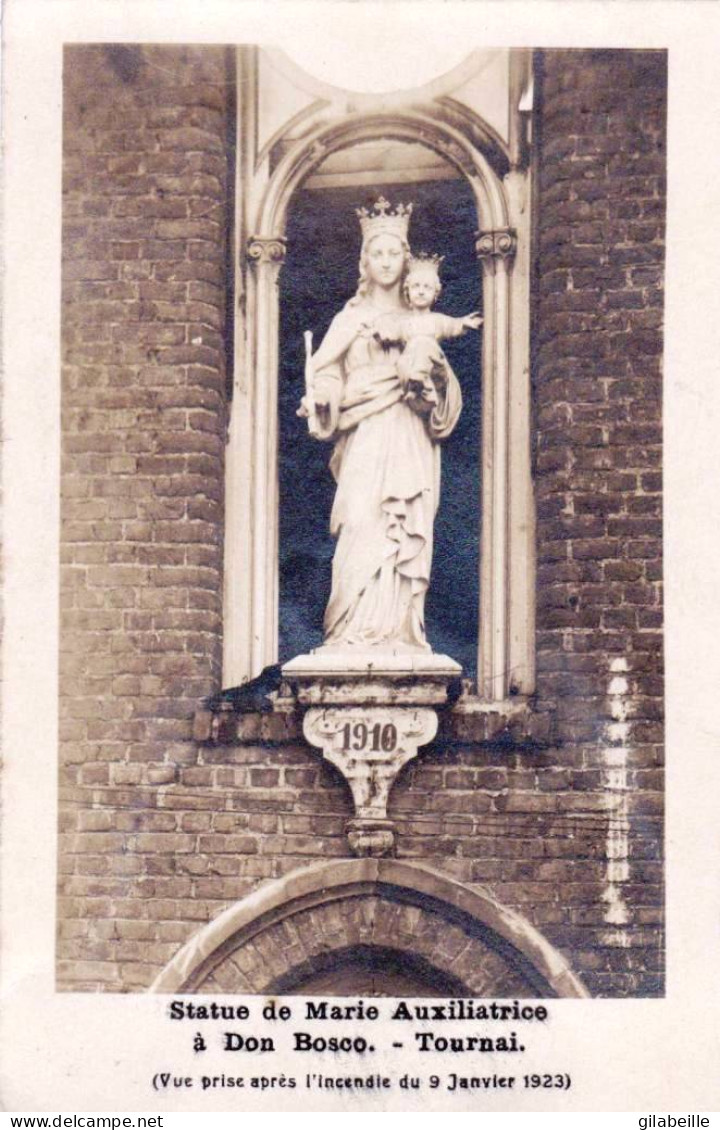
[281,650,462,706]
[193,692,553,749]
[439,697,553,747]
[193,701,302,745]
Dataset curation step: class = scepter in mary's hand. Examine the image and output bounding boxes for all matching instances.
[297,330,320,438]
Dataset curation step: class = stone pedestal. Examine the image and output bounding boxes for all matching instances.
[282,650,461,856]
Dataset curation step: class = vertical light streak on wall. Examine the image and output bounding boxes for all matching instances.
[601,656,631,944]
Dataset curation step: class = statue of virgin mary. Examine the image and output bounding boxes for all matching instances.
[298,198,463,656]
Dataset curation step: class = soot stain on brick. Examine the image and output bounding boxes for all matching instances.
[104,44,145,85]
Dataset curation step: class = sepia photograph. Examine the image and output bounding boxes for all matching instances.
[7,0,720,1114]
[57,43,665,1000]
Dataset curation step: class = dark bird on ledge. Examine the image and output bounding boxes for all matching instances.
[204,664,283,714]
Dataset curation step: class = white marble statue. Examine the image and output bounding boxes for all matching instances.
[298,197,479,655]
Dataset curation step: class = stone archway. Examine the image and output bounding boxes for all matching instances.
[151,859,589,998]
[224,71,536,702]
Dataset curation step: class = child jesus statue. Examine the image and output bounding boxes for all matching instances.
[372,254,482,415]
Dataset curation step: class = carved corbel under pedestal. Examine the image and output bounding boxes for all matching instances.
[303,705,438,857]
[282,652,460,857]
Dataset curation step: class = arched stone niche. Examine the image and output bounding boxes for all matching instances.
[150,859,589,998]
[223,48,535,702]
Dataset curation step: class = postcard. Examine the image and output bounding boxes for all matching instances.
[2,0,719,1114]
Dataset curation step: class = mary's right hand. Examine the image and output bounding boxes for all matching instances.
[297,394,329,418]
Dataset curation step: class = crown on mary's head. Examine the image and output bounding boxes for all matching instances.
[356,196,413,243]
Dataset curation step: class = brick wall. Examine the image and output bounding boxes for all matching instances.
[59,45,232,989]
[531,48,665,994]
[57,47,664,997]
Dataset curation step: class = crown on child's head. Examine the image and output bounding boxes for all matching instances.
[406,252,444,276]
[356,196,413,244]
[404,254,443,284]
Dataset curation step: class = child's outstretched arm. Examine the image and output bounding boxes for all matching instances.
[460,311,483,331]
[438,312,483,339]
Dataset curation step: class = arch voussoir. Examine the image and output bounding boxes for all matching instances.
[150,859,589,998]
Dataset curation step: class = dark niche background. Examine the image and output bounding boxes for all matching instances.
[278,177,481,675]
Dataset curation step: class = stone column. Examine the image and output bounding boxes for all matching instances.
[476,228,517,701]
[230,235,286,681]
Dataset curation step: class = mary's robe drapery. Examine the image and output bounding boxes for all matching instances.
[310,301,462,651]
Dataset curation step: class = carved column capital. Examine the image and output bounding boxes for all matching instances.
[246,236,287,266]
[475,228,517,262]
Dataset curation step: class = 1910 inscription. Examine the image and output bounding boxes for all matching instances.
[341,721,398,753]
